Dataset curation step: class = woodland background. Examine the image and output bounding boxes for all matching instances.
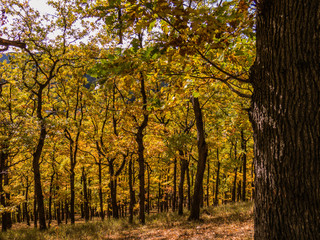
[0,0,256,236]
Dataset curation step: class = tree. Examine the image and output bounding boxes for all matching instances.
[250,0,320,238]
[188,96,208,220]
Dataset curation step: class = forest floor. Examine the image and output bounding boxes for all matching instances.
[0,202,253,240]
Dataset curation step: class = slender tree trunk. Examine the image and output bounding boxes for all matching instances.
[128,157,134,223]
[240,130,247,202]
[24,178,30,226]
[48,171,55,227]
[82,167,89,222]
[186,162,191,210]
[173,158,177,212]
[98,158,104,220]
[0,150,11,231]
[189,97,208,220]
[237,167,242,202]
[214,149,220,206]
[206,157,210,206]
[135,73,148,224]
[178,151,187,215]
[251,1,320,238]
[70,166,75,224]
[232,168,237,202]
[147,166,150,215]
[33,87,47,230]
[158,173,161,213]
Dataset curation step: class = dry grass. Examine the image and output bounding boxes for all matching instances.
[0,202,253,240]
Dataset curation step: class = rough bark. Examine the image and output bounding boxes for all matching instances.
[250,1,320,238]
[189,97,208,220]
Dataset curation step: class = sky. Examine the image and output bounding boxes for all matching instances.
[28,0,55,14]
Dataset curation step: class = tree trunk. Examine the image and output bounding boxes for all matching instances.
[232,168,237,202]
[135,73,148,224]
[147,166,150,215]
[24,178,30,226]
[178,151,187,215]
[128,157,134,223]
[32,86,47,230]
[0,149,12,231]
[172,158,177,212]
[214,149,220,206]
[98,158,104,220]
[48,171,55,227]
[250,1,320,238]
[206,157,210,206]
[82,167,89,222]
[70,167,75,224]
[240,130,247,202]
[186,162,191,210]
[189,97,208,220]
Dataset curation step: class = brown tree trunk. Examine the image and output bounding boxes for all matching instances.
[70,166,75,224]
[189,97,208,220]
[48,171,55,227]
[178,150,187,215]
[135,73,148,224]
[186,162,191,210]
[82,167,89,222]
[33,87,47,230]
[214,149,220,206]
[128,157,134,223]
[250,1,320,238]
[240,130,247,202]
[206,157,210,206]
[232,168,237,202]
[109,162,119,219]
[172,157,177,212]
[98,157,104,220]
[0,149,12,231]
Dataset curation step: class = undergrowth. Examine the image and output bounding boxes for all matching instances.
[0,202,253,240]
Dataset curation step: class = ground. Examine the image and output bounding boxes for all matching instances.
[0,202,253,240]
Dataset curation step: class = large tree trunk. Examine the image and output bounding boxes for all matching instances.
[189,97,208,220]
[250,1,320,238]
